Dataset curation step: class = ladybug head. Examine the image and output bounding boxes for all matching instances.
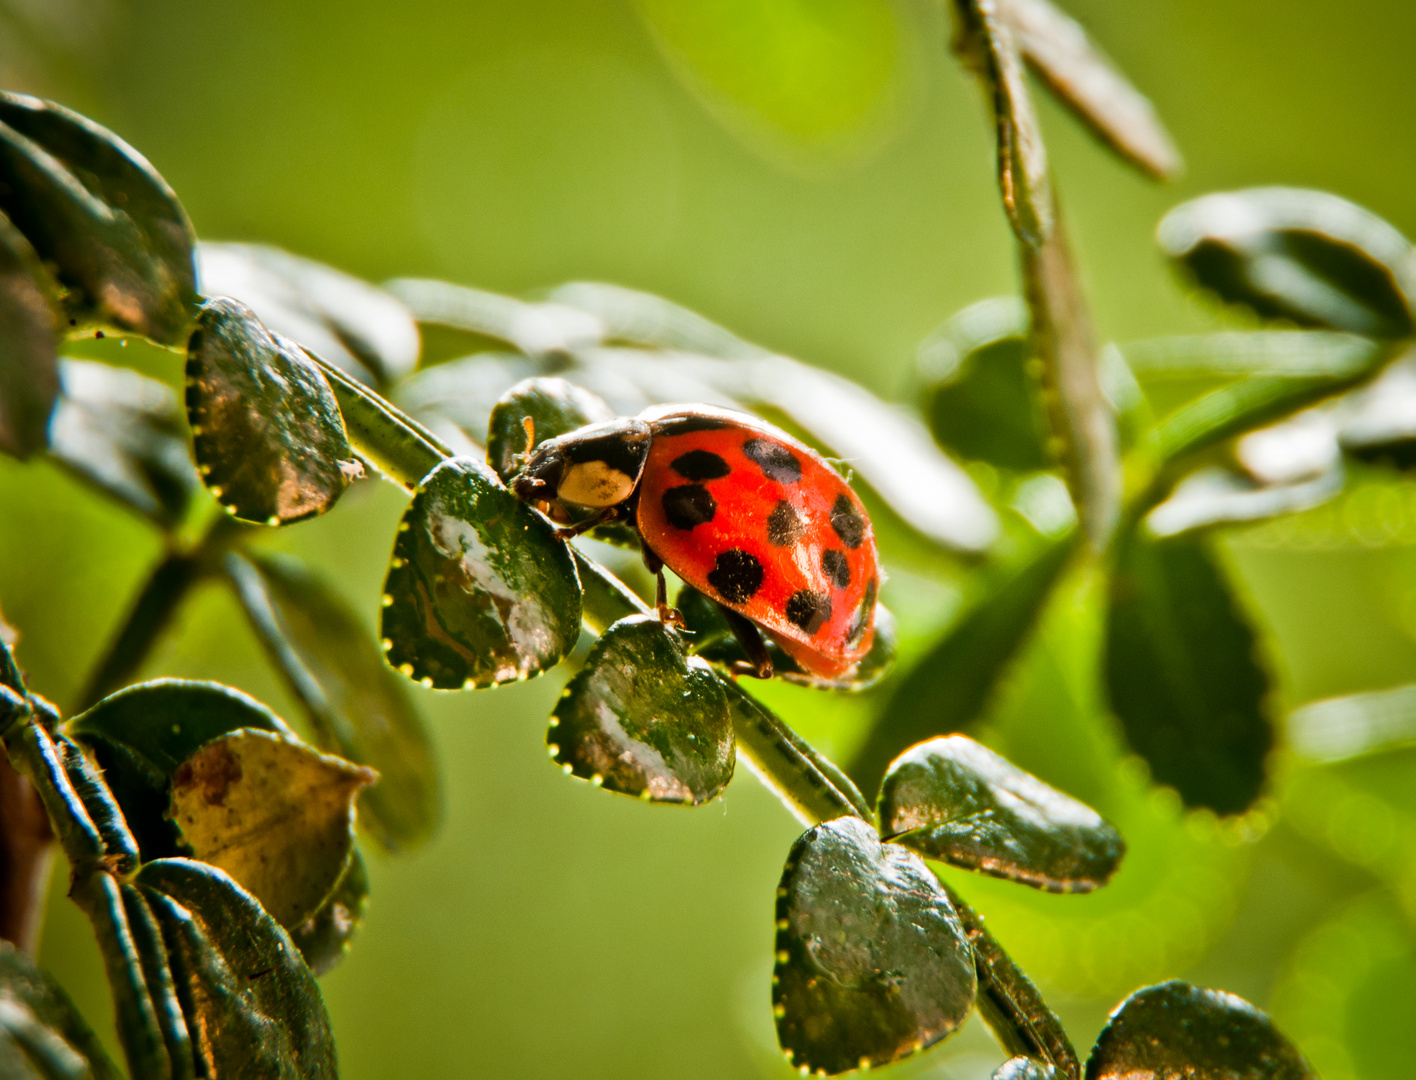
[509,418,653,510]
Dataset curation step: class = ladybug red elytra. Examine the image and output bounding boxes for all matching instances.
[509,403,882,680]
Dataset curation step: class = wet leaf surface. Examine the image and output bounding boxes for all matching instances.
[1085,981,1316,1080]
[773,816,976,1074]
[0,91,196,344]
[485,376,615,484]
[0,212,58,459]
[1004,0,1180,180]
[851,536,1074,797]
[289,850,368,977]
[169,728,374,929]
[186,297,353,525]
[1158,188,1416,338]
[48,358,198,528]
[381,456,582,689]
[198,243,419,386]
[878,735,1123,892]
[137,858,337,1080]
[1105,530,1272,815]
[918,297,1049,471]
[0,941,123,1080]
[69,679,293,859]
[994,1057,1056,1080]
[549,614,733,804]
[227,550,440,853]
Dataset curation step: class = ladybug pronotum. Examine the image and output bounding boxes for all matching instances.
[509,403,882,680]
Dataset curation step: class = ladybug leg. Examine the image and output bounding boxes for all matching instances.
[553,505,619,541]
[642,547,686,628]
[719,606,774,680]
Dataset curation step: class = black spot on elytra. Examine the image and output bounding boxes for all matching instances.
[785,590,832,634]
[846,577,877,648]
[654,414,734,436]
[671,449,730,481]
[662,485,716,530]
[830,494,865,549]
[821,549,850,589]
[766,500,805,547]
[743,438,801,483]
[707,550,763,603]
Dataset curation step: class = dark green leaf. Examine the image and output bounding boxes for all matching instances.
[118,884,194,1080]
[226,550,440,853]
[289,850,368,977]
[851,535,1074,797]
[0,211,59,459]
[918,297,1049,471]
[0,91,196,344]
[169,729,374,928]
[1145,465,1343,537]
[186,297,355,525]
[138,858,337,1080]
[0,941,123,1080]
[197,243,419,386]
[547,281,764,358]
[1104,530,1272,814]
[549,614,733,804]
[1085,981,1316,1080]
[49,358,198,527]
[1286,683,1416,763]
[1004,0,1181,180]
[54,734,138,873]
[485,376,615,484]
[394,352,544,456]
[877,735,1123,892]
[381,456,582,688]
[386,277,603,356]
[69,678,293,859]
[1158,188,1416,338]
[773,816,976,1074]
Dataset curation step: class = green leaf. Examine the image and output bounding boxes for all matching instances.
[994,1058,1055,1080]
[1104,530,1272,814]
[1286,683,1416,763]
[773,816,976,1074]
[0,211,59,459]
[48,358,198,528]
[549,614,733,804]
[169,728,374,929]
[118,883,194,1080]
[289,850,368,977]
[198,243,419,387]
[54,734,138,873]
[386,277,604,357]
[225,550,440,853]
[1085,981,1316,1080]
[485,376,615,484]
[548,281,764,358]
[137,858,338,1080]
[381,456,582,688]
[850,535,1075,797]
[1158,188,1416,338]
[186,297,355,525]
[0,941,123,1080]
[918,297,1049,471]
[877,735,1123,892]
[394,352,544,456]
[1121,330,1380,382]
[69,679,293,859]
[1336,350,1416,468]
[1004,0,1181,180]
[0,91,196,344]
[1145,464,1343,537]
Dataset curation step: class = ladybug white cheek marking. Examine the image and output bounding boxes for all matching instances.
[559,460,637,508]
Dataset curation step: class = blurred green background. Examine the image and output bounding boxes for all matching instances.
[4,0,1416,1076]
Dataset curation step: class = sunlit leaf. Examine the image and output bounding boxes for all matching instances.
[878,735,1123,892]
[994,1057,1055,1080]
[198,243,419,386]
[1336,351,1416,468]
[386,277,602,357]
[1287,683,1416,763]
[548,614,733,804]
[1003,0,1181,180]
[289,851,368,978]
[1085,981,1316,1080]
[0,941,123,1080]
[186,297,354,525]
[0,91,196,344]
[548,281,764,358]
[1104,529,1272,814]
[394,352,543,457]
[48,358,198,528]
[137,858,337,1080]
[917,296,1048,471]
[773,816,976,1074]
[381,456,582,689]
[851,535,1075,796]
[1158,188,1416,338]
[69,679,293,859]
[1121,330,1380,382]
[169,729,373,929]
[1145,464,1344,538]
[226,550,440,853]
[0,211,59,459]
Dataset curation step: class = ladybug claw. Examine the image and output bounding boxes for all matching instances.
[657,604,687,630]
[729,659,774,680]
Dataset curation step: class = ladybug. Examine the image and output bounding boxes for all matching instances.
[509,403,881,680]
